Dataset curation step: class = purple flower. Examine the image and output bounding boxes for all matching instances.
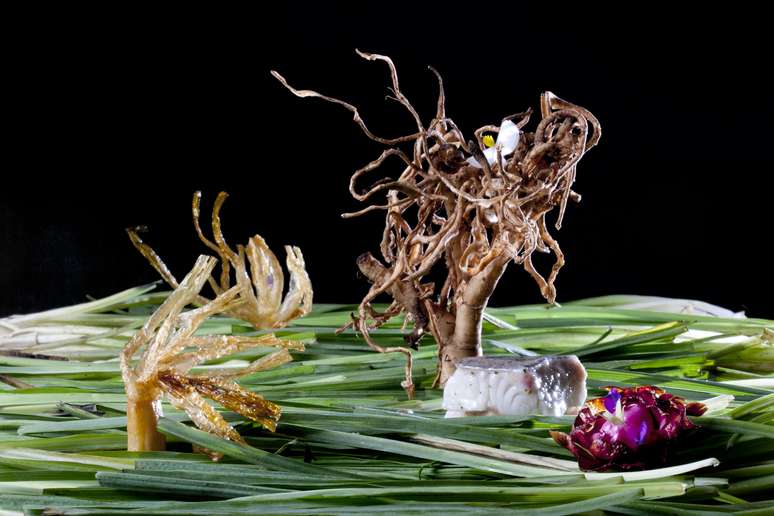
[551,386,706,471]
[603,388,621,413]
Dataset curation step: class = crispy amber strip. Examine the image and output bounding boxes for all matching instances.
[163,334,303,374]
[126,226,180,289]
[203,348,295,379]
[159,370,281,432]
[159,371,246,443]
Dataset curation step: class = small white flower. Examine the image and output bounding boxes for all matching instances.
[467,119,520,169]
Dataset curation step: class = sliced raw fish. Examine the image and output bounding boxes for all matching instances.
[443,355,587,418]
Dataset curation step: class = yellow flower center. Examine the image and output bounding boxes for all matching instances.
[483,134,495,148]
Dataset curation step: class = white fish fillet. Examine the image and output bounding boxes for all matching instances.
[443,355,587,418]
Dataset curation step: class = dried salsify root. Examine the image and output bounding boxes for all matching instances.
[127,191,313,330]
[121,255,306,453]
[274,51,600,397]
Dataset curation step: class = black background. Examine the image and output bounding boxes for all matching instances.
[3,3,772,317]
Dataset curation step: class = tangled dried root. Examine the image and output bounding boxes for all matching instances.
[276,51,600,395]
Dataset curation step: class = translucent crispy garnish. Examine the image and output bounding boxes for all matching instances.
[121,255,304,451]
[159,371,282,434]
[127,191,313,330]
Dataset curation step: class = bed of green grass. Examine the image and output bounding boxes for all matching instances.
[1,285,772,515]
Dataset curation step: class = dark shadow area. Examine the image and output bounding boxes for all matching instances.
[3,3,771,317]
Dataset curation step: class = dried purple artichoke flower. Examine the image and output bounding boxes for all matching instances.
[550,385,707,471]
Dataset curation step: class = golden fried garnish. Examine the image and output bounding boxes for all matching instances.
[127,191,313,329]
[120,255,305,453]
